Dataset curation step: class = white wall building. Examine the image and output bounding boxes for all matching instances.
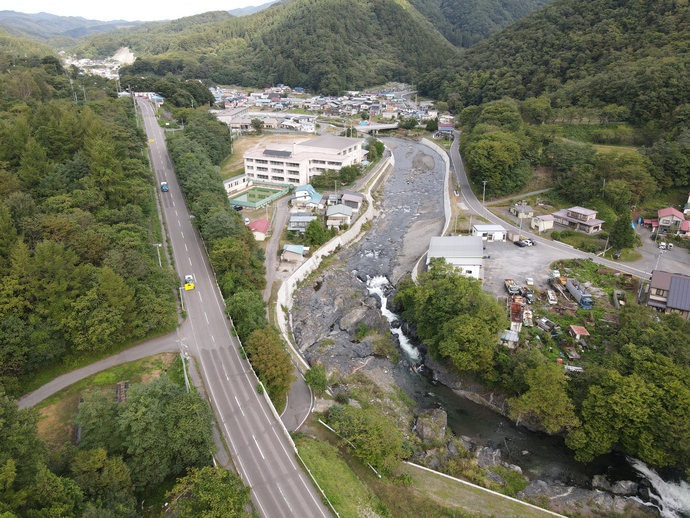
[243,136,365,185]
[426,236,484,279]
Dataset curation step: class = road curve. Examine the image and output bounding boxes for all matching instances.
[449,130,651,280]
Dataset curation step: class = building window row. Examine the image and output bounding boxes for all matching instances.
[272,176,284,182]
[257,174,269,180]
[271,168,283,173]
[257,167,268,172]
[255,159,268,164]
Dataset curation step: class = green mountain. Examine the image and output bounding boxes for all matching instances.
[421,0,690,125]
[0,29,56,58]
[81,0,460,93]
[407,0,552,48]
[0,10,142,45]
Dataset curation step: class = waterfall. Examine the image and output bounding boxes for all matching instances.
[366,275,421,362]
[630,458,690,518]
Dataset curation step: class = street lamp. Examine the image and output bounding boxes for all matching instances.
[482,180,488,215]
[152,243,162,267]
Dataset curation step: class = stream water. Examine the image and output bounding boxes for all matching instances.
[348,139,690,517]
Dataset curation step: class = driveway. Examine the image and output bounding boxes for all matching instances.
[634,226,690,276]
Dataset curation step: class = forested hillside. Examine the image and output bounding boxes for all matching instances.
[408,0,551,48]
[0,29,57,58]
[421,0,690,126]
[80,0,459,93]
[0,54,177,394]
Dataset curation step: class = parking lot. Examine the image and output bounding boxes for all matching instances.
[635,226,690,275]
[481,240,573,297]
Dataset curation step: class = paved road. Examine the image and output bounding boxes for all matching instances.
[449,130,653,280]
[18,331,179,409]
[138,99,330,518]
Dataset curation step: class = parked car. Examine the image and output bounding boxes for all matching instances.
[515,240,528,247]
[232,205,243,211]
[526,238,537,246]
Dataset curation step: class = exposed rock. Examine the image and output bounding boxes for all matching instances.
[508,464,523,475]
[460,435,475,452]
[592,474,612,491]
[611,480,639,496]
[476,447,502,468]
[414,408,447,444]
[518,480,659,517]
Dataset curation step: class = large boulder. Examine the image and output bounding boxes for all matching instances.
[414,408,447,444]
[611,480,639,496]
[592,474,612,491]
[476,447,502,468]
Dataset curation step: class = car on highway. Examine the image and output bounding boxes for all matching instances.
[160,181,169,192]
[184,274,195,291]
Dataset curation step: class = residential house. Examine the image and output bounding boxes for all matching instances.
[248,219,270,241]
[282,244,308,262]
[340,191,364,212]
[287,213,317,233]
[657,207,685,234]
[438,122,454,134]
[293,184,324,210]
[426,236,483,279]
[499,329,520,349]
[472,224,506,242]
[510,203,534,219]
[645,270,690,319]
[531,214,554,233]
[244,136,365,186]
[551,206,604,234]
[326,204,353,229]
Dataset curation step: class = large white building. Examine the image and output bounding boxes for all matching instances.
[243,136,365,186]
[426,236,484,279]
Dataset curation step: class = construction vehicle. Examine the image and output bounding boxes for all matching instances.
[566,278,594,309]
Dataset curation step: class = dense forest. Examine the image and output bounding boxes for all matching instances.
[408,0,551,48]
[420,0,690,127]
[0,55,179,395]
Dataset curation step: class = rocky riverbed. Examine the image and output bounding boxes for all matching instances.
[290,138,659,517]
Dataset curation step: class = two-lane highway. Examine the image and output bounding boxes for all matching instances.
[137,98,330,518]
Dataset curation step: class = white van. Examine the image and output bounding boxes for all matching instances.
[659,242,667,250]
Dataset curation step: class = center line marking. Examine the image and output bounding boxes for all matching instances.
[252,435,265,459]
[204,312,209,324]
[188,258,192,266]
[235,396,245,416]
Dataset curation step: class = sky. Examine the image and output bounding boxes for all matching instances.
[7,1,265,22]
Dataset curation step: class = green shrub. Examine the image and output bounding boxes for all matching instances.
[551,230,561,241]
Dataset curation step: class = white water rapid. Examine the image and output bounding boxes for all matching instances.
[630,458,690,518]
[366,275,421,362]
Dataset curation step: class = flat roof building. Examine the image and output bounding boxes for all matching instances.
[244,136,365,186]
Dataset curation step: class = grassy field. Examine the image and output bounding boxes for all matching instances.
[36,353,180,451]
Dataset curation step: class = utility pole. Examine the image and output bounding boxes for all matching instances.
[482,180,488,216]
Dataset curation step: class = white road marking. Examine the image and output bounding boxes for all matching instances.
[204,312,209,324]
[178,220,181,226]
[235,396,245,416]
[188,258,192,266]
[184,244,188,251]
[181,231,184,238]
[211,335,215,344]
[277,484,294,515]
[253,435,265,459]
[172,201,175,207]
[198,293,203,302]
[175,210,178,216]
[221,362,229,380]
